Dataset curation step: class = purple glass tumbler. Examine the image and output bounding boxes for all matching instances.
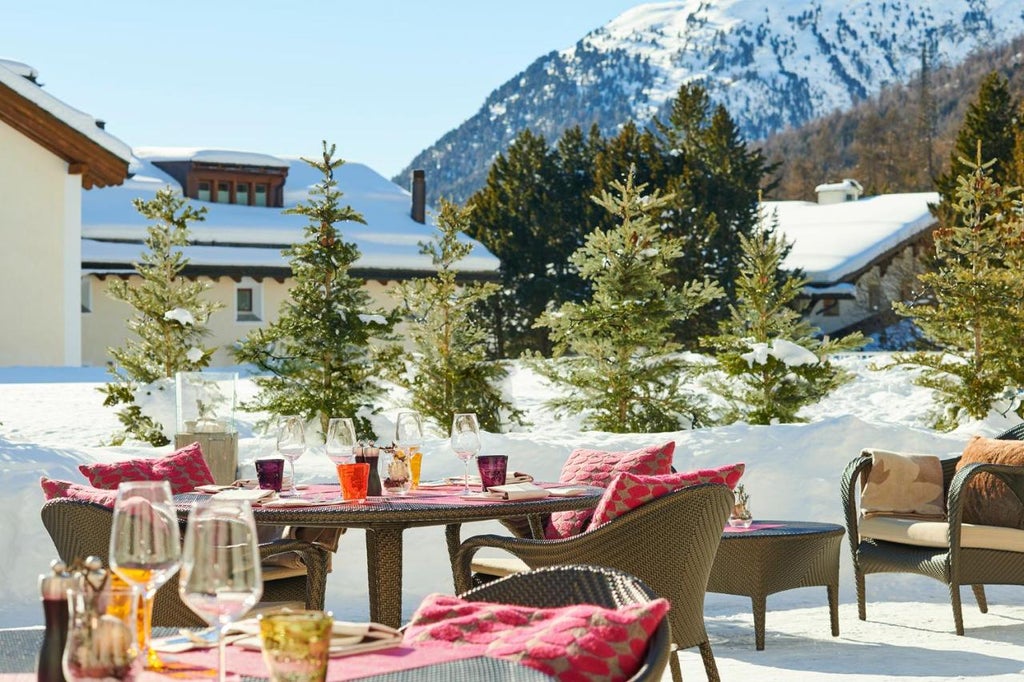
[477,454,509,491]
[255,457,285,492]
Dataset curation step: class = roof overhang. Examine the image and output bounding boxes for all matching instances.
[0,81,129,189]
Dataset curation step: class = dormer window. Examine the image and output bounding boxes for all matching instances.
[151,154,288,208]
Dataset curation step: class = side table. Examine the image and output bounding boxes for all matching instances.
[707,520,844,650]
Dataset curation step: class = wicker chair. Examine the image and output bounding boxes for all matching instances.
[841,423,1024,635]
[41,497,330,627]
[453,482,733,682]
[455,565,671,682]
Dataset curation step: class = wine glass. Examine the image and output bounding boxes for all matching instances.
[179,498,263,682]
[324,417,358,466]
[450,412,481,494]
[395,411,424,489]
[108,480,182,671]
[276,415,306,497]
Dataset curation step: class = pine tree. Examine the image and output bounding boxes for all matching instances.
[533,167,723,433]
[391,200,524,433]
[100,187,221,446]
[934,72,1021,224]
[653,84,775,340]
[465,130,560,357]
[892,142,1024,430]
[233,142,399,439]
[702,213,864,425]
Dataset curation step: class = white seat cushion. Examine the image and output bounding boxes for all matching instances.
[470,556,530,578]
[860,516,1024,552]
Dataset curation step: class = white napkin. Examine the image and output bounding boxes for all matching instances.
[487,482,552,501]
[229,618,403,657]
[212,488,277,502]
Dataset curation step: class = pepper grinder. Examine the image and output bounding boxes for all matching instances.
[37,559,79,682]
[356,442,382,497]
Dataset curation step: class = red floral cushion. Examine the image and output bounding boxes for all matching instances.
[404,593,669,681]
[40,477,118,508]
[585,463,745,532]
[78,441,214,494]
[546,442,675,539]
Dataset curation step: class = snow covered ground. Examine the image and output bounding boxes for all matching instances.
[3,354,1024,680]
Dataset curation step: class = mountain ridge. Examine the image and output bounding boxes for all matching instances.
[395,0,1024,204]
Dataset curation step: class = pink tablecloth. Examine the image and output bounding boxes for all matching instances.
[154,642,481,681]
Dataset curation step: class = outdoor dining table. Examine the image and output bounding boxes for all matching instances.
[0,626,556,681]
[176,483,604,629]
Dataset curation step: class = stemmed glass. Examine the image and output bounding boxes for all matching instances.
[276,415,306,497]
[324,417,358,466]
[179,499,263,682]
[395,411,424,489]
[450,412,481,494]
[109,481,182,671]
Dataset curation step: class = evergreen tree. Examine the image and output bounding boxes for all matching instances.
[465,130,560,357]
[100,188,220,446]
[233,142,399,439]
[934,72,1021,224]
[702,214,864,425]
[892,143,1024,430]
[654,84,775,339]
[391,200,524,433]
[533,167,723,433]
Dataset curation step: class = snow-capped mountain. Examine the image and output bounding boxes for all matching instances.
[397,0,1024,204]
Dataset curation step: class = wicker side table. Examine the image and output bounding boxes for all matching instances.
[707,520,844,650]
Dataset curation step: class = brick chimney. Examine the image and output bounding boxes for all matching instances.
[411,170,426,223]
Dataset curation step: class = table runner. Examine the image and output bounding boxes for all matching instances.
[150,643,481,680]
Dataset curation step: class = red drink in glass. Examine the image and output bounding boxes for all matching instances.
[337,462,370,502]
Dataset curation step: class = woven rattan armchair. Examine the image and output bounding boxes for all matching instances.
[454,482,733,682]
[456,564,671,682]
[841,424,1024,635]
[41,497,330,627]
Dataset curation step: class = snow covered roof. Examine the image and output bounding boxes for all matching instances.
[136,146,290,168]
[81,148,500,275]
[0,59,131,165]
[764,191,938,284]
[814,178,863,194]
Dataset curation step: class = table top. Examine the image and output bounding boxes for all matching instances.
[721,520,845,539]
[176,483,604,530]
[0,628,553,681]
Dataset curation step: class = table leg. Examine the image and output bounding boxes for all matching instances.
[445,524,463,590]
[828,583,840,636]
[365,527,404,629]
[752,594,767,651]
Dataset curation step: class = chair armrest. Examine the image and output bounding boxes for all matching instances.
[258,538,330,610]
[946,461,1024,546]
[453,534,566,593]
[840,454,874,555]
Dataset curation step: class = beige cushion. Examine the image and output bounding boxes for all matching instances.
[860,449,944,519]
[470,556,530,578]
[261,563,309,581]
[860,516,1024,552]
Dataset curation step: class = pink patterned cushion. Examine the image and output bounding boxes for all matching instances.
[586,463,745,532]
[40,477,118,508]
[404,593,669,681]
[546,442,675,539]
[78,441,214,494]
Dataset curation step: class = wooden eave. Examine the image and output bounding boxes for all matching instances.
[83,261,501,284]
[0,81,129,189]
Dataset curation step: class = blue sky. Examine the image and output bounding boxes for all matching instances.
[1,1,643,181]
